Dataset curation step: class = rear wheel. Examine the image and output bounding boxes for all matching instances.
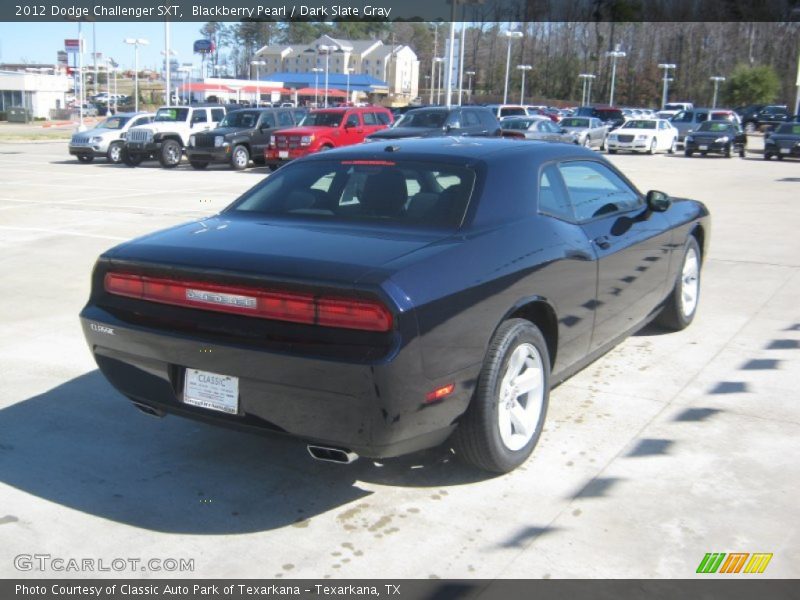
[655,236,702,331]
[189,161,208,170]
[77,154,94,163]
[106,142,123,164]
[668,138,677,154]
[158,140,182,168]
[231,144,250,170]
[453,319,550,473]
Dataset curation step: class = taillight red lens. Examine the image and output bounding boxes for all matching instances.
[103,272,392,332]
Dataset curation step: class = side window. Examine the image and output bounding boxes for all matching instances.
[673,111,693,123]
[277,111,293,127]
[362,112,378,125]
[345,113,360,128]
[480,111,498,129]
[537,121,551,132]
[259,113,276,128]
[463,111,481,127]
[211,108,225,122]
[696,112,708,123]
[376,111,391,125]
[557,161,641,222]
[191,110,207,124]
[538,165,574,221]
[446,111,461,128]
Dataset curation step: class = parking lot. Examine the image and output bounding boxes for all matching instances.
[0,140,798,579]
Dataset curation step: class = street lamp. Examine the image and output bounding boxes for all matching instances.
[433,57,445,105]
[251,60,265,106]
[465,70,475,100]
[517,65,532,104]
[317,44,334,107]
[578,73,596,106]
[710,75,726,109]
[658,63,677,109]
[161,48,177,105]
[123,38,149,112]
[106,58,118,114]
[177,66,191,105]
[311,67,323,107]
[344,67,353,105]
[502,30,524,104]
[606,46,626,106]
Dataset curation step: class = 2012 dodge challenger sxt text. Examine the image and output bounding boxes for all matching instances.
[80,138,709,473]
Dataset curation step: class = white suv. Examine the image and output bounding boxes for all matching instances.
[123,105,226,168]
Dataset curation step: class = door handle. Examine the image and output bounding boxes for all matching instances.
[594,236,611,249]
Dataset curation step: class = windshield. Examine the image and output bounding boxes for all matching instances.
[697,122,734,133]
[154,108,189,122]
[301,112,344,127]
[664,104,686,111]
[95,116,129,130]
[622,120,657,129]
[561,118,590,128]
[219,111,260,128]
[502,119,536,131]
[395,110,448,128]
[776,124,800,135]
[228,159,476,229]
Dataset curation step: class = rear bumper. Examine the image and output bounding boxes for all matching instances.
[79,305,476,459]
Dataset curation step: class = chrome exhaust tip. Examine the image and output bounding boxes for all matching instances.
[307,445,359,464]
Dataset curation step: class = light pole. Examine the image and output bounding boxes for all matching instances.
[710,75,725,109]
[429,23,440,105]
[124,38,149,112]
[607,47,626,106]
[465,70,475,101]
[433,57,445,105]
[311,67,323,107]
[251,60,265,106]
[177,66,191,105]
[502,30,523,104]
[161,49,177,104]
[658,63,676,109]
[318,44,333,108]
[344,67,353,105]
[517,65,532,105]
[106,58,118,114]
[578,73,595,106]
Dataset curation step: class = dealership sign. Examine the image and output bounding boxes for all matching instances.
[64,38,83,54]
[193,39,214,54]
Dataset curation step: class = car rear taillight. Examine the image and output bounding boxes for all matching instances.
[103,272,393,332]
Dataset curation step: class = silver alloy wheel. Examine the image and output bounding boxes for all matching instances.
[583,136,591,147]
[670,138,677,153]
[650,139,657,154]
[497,343,545,451]
[165,144,180,164]
[680,247,700,318]
[109,144,122,163]
[234,147,248,168]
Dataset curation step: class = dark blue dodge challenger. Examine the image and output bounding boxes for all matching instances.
[80,138,709,473]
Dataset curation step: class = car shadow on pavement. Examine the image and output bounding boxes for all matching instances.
[0,371,487,534]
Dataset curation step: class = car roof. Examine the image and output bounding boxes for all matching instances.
[301,137,591,164]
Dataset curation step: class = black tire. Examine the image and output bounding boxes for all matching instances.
[106,142,123,164]
[77,154,94,163]
[685,149,693,157]
[777,155,784,161]
[647,138,656,155]
[158,140,182,168]
[763,153,771,161]
[122,149,142,166]
[667,138,676,154]
[230,144,250,170]
[452,319,550,473]
[583,136,591,148]
[655,236,702,331]
[608,149,617,155]
[265,163,280,172]
[739,148,746,158]
[724,143,732,158]
[189,161,208,170]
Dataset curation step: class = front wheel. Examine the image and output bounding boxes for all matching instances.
[648,139,656,155]
[230,144,250,170]
[655,236,702,331]
[106,142,123,164]
[158,140,182,168]
[684,149,693,157]
[608,148,617,154]
[77,154,94,163]
[122,149,142,166]
[724,143,732,158]
[452,319,550,473]
[667,138,677,154]
[763,153,771,161]
[189,160,208,170]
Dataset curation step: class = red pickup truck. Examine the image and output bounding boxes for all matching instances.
[265,106,393,169]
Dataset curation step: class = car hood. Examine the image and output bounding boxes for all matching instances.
[78,127,121,138]
[368,127,443,140]
[689,131,735,139]
[103,215,453,285]
[130,121,187,133]
[195,127,249,138]
[275,126,336,137]
[767,134,800,142]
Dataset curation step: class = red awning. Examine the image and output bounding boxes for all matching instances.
[238,84,291,94]
[179,82,235,93]
[294,87,347,98]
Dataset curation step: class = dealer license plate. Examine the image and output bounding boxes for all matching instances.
[279,150,289,159]
[184,369,239,415]
[699,145,708,150]
[780,148,790,154]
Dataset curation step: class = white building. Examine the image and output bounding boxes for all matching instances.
[0,70,71,118]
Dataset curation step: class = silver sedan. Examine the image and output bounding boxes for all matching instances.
[559,117,608,150]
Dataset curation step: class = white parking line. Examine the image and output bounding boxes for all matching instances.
[0,225,128,241]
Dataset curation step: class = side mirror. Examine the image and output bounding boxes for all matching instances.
[445,124,453,133]
[646,190,671,212]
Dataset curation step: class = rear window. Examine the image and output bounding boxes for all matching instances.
[228,160,476,228]
[499,107,527,117]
